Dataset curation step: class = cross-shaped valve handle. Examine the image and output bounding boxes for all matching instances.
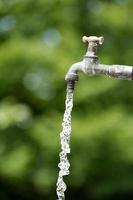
[82,36,104,45]
[82,36,104,59]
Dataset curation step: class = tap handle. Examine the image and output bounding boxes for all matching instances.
[82,36,104,45]
[82,36,104,58]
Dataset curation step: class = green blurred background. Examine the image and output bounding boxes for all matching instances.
[0,0,133,199]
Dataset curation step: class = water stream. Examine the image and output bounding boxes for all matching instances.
[56,89,74,200]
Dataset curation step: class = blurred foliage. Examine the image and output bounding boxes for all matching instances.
[0,0,133,199]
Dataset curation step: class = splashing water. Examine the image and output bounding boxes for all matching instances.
[56,90,74,200]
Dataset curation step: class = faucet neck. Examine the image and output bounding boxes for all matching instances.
[84,42,98,59]
[82,36,104,60]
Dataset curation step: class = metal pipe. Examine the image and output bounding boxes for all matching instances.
[96,64,133,80]
[65,61,85,92]
[65,36,133,92]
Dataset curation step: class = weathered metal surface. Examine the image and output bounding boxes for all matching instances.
[65,36,133,90]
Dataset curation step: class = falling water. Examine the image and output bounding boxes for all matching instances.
[56,89,74,200]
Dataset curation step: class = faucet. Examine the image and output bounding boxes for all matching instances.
[65,36,133,91]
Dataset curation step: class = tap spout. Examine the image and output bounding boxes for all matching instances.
[65,60,85,92]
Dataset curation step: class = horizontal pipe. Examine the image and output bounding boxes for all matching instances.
[65,58,133,84]
[95,64,133,80]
